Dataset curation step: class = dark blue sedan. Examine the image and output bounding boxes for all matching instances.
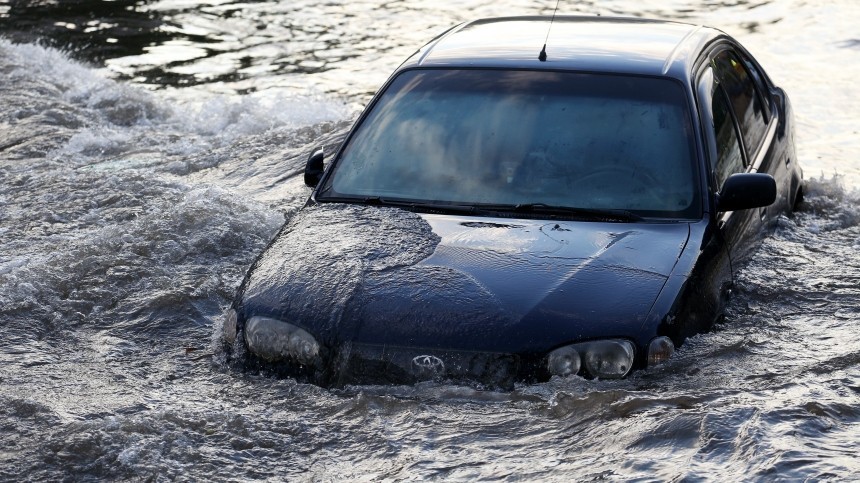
[222,16,802,386]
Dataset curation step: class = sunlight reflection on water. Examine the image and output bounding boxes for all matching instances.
[0,0,859,480]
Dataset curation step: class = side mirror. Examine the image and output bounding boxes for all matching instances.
[304,148,325,187]
[717,173,777,212]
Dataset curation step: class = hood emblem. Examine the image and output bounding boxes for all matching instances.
[412,355,445,375]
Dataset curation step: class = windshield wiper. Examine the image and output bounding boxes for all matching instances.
[478,202,643,222]
[319,197,642,221]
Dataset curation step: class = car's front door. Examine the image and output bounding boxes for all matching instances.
[698,43,775,271]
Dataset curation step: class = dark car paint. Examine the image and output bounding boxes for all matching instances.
[694,40,800,267]
[236,208,694,383]
[351,216,690,354]
[228,16,803,385]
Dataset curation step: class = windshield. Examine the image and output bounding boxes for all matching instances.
[319,69,700,219]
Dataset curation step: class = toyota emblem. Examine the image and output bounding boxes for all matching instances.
[411,354,445,375]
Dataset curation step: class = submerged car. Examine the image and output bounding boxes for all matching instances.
[222,16,802,387]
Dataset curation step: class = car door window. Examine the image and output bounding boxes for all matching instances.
[711,77,745,189]
[713,49,768,159]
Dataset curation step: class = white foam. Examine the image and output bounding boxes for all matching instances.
[170,89,350,142]
[1,40,107,96]
[1,40,350,169]
[64,129,133,157]
[0,257,30,276]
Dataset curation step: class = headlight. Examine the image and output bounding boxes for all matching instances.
[582,340,634,379]
[547,339,635,379]
[547,346,581,377]
[223,308,237,344]
[647,336,675,367]
[245,316,320,365]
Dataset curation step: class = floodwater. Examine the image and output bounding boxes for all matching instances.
[1,0,859,480]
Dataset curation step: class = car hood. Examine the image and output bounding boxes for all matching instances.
[240,204,690,353]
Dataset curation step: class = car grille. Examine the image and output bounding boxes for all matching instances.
[332,343,525,388]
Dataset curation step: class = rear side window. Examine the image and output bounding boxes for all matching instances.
[713,49,768,159]
[738,50,771,121]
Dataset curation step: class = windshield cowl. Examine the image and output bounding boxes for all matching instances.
[315,196,649,223]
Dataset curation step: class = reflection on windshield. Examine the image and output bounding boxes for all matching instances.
[322,69,700,219]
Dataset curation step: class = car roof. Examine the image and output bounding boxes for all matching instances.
[401,16,725,80]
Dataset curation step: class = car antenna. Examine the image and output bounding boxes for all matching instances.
[539,0,561,61]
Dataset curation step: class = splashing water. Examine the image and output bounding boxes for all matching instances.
[1,0,859,480]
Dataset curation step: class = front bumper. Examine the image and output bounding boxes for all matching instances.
[227,313,661,387]
[330,343,537,388]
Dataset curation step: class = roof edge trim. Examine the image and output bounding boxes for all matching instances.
[662,24,703,75]
[417,21,473,66]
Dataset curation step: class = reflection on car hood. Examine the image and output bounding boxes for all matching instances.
[240,205,690,353]
[419,214,688,314]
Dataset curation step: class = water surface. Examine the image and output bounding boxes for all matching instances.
[1,0,859,480]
